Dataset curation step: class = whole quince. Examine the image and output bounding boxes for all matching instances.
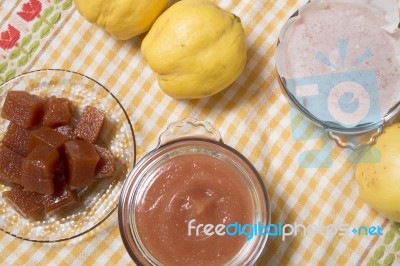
[73,0,169,40]
[355,124,400,222]
[141,0,247,99]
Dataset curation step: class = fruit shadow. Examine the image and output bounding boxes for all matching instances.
[183,40,277,115]
[119,33,146,51]
[121,0,189,48]
[256,192,302,265]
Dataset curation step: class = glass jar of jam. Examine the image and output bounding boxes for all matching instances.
[119,118,270,265]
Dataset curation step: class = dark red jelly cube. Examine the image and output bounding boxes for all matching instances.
[74,106,105,143]
[22,144,59,195]
[2,123,31,157]
[43,96,73,128]
[42,181,78,214]
[23,177,54,196]
[29,127,69,153]
[0,146,24,186]
[3,187,44,219]
[1,91,45,128]
[95,145,115,179]
[65,140,99,190]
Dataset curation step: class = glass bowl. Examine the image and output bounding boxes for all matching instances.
[275,0,400,149]
[119,118,269,265]
[0,69,136,242]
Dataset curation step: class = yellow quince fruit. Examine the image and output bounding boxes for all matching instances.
[141,0,247,99]
[355,124,400,222]
[73,0,170,40]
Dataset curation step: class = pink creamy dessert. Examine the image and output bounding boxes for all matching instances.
[276,0,400,125]
[135,153,253,266]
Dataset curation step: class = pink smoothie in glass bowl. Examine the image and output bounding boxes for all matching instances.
[276,0,400,149]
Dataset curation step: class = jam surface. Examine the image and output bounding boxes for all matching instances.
[136,153,254,265]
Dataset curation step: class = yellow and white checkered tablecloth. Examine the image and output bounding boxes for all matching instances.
[1,0,400,265]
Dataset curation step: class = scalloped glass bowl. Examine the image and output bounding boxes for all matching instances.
[0,69,136,242]
[275,0,400,150]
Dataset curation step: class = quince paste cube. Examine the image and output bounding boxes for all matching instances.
[2,123,31,157]
[43,96,73,128]
[94,145,115,179]
[74,106,105,143]
[42,180,78,214]
[65,140,99,190]
[3,187,44,219]
[29,127,69,153]
[0,146,24,186]
[22,144,60,195]
[1,91,45,128]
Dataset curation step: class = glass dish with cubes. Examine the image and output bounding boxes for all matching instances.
[0,90,115,219]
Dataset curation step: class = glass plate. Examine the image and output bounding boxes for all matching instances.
[0,69,136,242]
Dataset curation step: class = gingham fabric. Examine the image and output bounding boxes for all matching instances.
[1,0,400,265]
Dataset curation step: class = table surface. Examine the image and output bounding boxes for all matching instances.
[1,0,400,265]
